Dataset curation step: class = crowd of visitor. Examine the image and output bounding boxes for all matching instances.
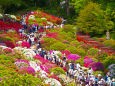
[18,26,115,86]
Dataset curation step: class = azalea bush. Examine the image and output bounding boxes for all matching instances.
[65,46,77,54]
[103,56,115,69]
[103,39,115,49]
[50,42,68,51]
[1,73,44,86]
[26,11,62,26]
[49,67,65,76]
[76,48,87,57]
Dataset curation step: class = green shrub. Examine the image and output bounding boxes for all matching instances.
[50,42,68,51]
[103,39,115,49]
[70,40,80,46]
[87,48,99,57]
[1,74,44,86]
[49,67,65,75]
[76,48,87,57]
[103,56,115,69]
[75,58,84,66]
[65,46,77,54]
[63,25,77,33]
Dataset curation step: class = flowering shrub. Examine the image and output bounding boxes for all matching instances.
[90,62,104,71]
[49,67,65,75]
[0,20,24,32]
[26,11,62,26]
[2,48,12,54]
[84,58,93,64]
[67,54,81,61]
[1,41,15,48]
[49,75,60,81]
[21,41,30,48]
[61,50,71,56]
[19,67,35,75]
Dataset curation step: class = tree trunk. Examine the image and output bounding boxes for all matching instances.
[106,30,110,40]
[2,9,5,21]
[66,0,70,16]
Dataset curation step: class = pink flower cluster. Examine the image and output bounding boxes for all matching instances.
[46,32,58,39]
[67,54,81,61]
[15,59,30,65]
[21,41,30,48]
[19,67,35,75]
[33,55,49,64]
[61,50,71,56]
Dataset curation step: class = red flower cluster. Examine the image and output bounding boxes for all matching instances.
[0,20,24,32]
[26,12,62,26]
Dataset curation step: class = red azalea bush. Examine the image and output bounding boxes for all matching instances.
[2,48,12,54]
[1,41,15,48]
[0,20,24,33]
[26,11,62,26]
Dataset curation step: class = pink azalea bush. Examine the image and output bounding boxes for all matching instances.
[15,59,30,65]
[19,67,35,75]
[49,75,60,81]
[67,54,81,61]
[33,55,49,64]
[46,32,58,39]
[2,48,12,53]
[61,50,71,56]
[21,41,30,48]
[40,65,50,74]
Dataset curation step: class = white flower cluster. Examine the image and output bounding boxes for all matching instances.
[45,78,62,86]
[10,15,17,20]
[47,21,53,25]
[29,15,35,20]
[0,13,3,18]
[13,47,36,60]
[41,17,47,20]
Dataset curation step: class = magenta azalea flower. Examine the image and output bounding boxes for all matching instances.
[67,54,81,61]
[84,58,93,64]
[20,67,35,75]
[15,59,30,65]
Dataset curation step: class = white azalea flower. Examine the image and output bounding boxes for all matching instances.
[45,78,62,86]
[41,17,47,20]
[10,15,17,20]
[0,13,3,18]
[47,21,53,25]
[29,15,35,20]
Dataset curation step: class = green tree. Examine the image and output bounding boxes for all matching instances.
[76,2,114,35]
[70,0,89,14]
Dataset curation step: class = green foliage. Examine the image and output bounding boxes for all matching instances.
[75,58,84,66]
[0,74,44,86]
[63,25,77,33]
[76,2,114,35]
[65,46,77,54]
[41,37,59,50]
[93,71,104,76]
[87,48,99,57]
[70,0,89,14]
[70,40,81,47]
[76,48,87,57]
[49,67,65,75]
[103,39,115,49]
[103,56,115,68]
[50,42,68,51]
